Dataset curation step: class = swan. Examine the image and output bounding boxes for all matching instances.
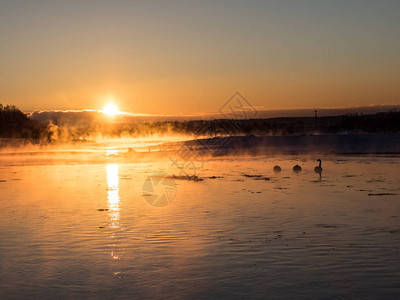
[273,165,281,172]
[314,159,323,173]
[293,165,302,172]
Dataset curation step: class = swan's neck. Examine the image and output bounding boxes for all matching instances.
[319,160,322,167]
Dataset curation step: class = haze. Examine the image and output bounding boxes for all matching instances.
[1,0,399,114]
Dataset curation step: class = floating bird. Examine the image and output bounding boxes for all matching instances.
[314,159,323,173]
[293,165,302,173]
[273,165,281,172]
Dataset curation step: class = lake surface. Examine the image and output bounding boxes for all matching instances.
[1,148,400,299]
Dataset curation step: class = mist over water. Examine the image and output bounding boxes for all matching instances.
[1,0,400,297]
[1,142,400,298]
[1,91,400,299]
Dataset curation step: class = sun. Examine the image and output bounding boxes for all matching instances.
[103,104,119,115]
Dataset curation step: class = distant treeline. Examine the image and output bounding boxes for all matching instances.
[0,104,44,139]
[41,110,400,141]
[148,111,400,136]
[1,104,399,143]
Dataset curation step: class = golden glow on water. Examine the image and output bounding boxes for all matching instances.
[106,164,120,230]
[1,153,400,298]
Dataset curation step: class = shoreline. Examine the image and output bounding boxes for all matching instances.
[1,132,400,156]
[181,133,400,155]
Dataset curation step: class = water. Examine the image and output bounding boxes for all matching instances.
[1,149,400,299]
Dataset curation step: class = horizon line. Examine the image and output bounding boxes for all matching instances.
[24,103,400,120]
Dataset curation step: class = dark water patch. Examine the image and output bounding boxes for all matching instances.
[315,224,346,229]
[243,174,270,181]
[368,193,397,196]
[168,175,204,181]
[243,174,262,178]
[97,208,109,211]
[373,227,400,235]
[254,177,270,181]
[367,179,385,183]
[0,179,7,182]
[364,208,382,214]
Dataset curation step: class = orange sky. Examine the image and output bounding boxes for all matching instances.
[1,1,399,114]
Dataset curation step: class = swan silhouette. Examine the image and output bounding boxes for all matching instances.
[293,165,302,173]
[273,165,281,172]
[314,159,323,173]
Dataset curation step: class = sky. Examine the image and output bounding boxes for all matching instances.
[1,0,399,115]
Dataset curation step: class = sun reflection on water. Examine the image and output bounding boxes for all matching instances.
[106,164,120,229]
[106,164,122,261]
